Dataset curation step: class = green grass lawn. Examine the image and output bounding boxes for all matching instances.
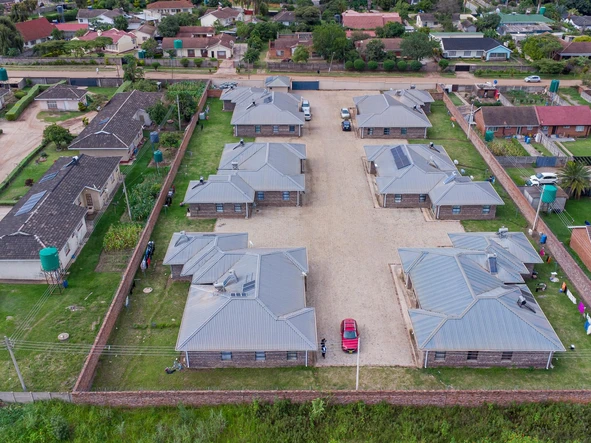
[0,144,78,204]
[559,87,591,107]
[448,93,464,106]
[529,141,553,157]
[86,87,119,98]
[505,166,536,186]
[504,90,547,106]
[561,139,591,157]
[36,110,86,123]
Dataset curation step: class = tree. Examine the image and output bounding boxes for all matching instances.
[522,34,563,60]
[574,35,591,42]
[243,47,260,63]
[133,79,158,92]
[375,21,405,38]
[89,18,111,32]
[142,38,158,57]
[349,31,371,42]
[259,2,268,16]
[476,14,501,32]
[532,59,566,74]
[400,32,438,61]
[74,0,87,8]
[559,161,591,199]
[393,0,410,20]
[565,0,591,16]
[438,58,450,70]
[114,16,128,31]
[180,57,190,67]
[158,15,180,37]
[51,28,64,41]
[436,0,461,14]
[295,6,321,26]
[74,28,88,38]
[375,0,393,10]
[177,92,197,121]
[43,124,74,149]
[123,55,144,82]
[10,0,36,22]
[292,45,310,63]
[365,39,386,61]
[313,22,347,60]
[147,102,168,125]
[151,61,161,71]
[0,16,23,55]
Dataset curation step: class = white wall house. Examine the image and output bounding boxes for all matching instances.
[200,7,244,27]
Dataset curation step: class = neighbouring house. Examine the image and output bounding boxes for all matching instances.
[162,34,234,58]
[556,41,591,60]
[176,26,215,38]
[566,15,591,32]
[355,38,403,59]
[231,91,305,137]
[268,35,313,59]
[265,76,291,92]
[499,23,553,37]
[220,86,266,111]
[416,13,460,29]
[0,89,10,110]
[497,13,554,36]
[341,10,402,29]
[69,90,162,162]
[364,143,503,218]
[76,8,122,25]
[430,31,483,42]
[474,82,499,99]
[76,28,137,53]
[535,105,591,138]
[146,0,193,17]
[162,232,317,368]
[0,155,122,281]
[399,241,564,369]
[54,23,89,40]
[272,10,296,26]
[474,106,539,138]
[15,17,54,48]
[460,20,477,32]
[34,84,89,111]
[440,37,512,61]
[132,23,156,43]
[184,141,306,217]
[570,226,591,272]
[353,93,432,139]
[199,6,244,27]
[384,88,434,114]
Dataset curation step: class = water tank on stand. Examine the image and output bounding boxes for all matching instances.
[150,131,159,144]
[485,130,494,142]
[0,68,8,82]
[138,50,146,59]
[174,39,183,49]
[549,79,560,93]
[542,185,557,204]
[154,150,163,163]
[40,247,60,272]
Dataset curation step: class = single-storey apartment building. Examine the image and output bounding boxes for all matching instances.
[535,105,591,138]
[199,7,244,27]
[35,84,89,111]
[440,37,512,61]
[474,106,539,138]
[162,34,234,59]
[15,17,54,48]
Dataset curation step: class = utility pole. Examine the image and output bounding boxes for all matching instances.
[4,336,26,392]
[532,184,546,232]
[328,52,335,72]
[467,102,474,140]
[122,180,132,221]
[177,94,181,130]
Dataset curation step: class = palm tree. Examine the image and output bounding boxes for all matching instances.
[558,161,591,199]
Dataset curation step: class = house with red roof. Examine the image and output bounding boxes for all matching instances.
[147,0,193,15]
[15,17,55,48]
[555,41,591,60]
[341,10,401,30]
[55,23,89,40]
[162,34,235,59]
[76,28,137,53]
[534,105,591,138]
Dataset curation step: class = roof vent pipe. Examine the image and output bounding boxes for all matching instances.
[200,176,204,184]
[231,161,239,170]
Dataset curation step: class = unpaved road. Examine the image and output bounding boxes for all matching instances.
[215,90,465,367]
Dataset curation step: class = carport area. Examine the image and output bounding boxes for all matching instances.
[215,90,464,367]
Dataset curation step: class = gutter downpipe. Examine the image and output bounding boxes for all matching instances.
[424,351,428,368]
[297,191,300,207]
[185,351,190,368]
[436,205,440,219]
[305,350,308,367]
[246,203,249,219]
[546,351,553,370]
[383,194,387,208]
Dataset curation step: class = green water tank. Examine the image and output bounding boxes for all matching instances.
[154,150,163,163]
[174,39,183,49]
[542,185,557,204]
[485,130,494,142]
[549,79,560,93]
[539,6,546,15]
[0,68,8,81]
[39,247,60,272]
[138,50,146,59]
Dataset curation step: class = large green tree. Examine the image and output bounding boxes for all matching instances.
[0,16,24,55]
[475,14,501,32]
[559,161,591,199]
[295,6,321,26]
[141,38,158,57]
[365,39,386,61]
[400,31,438,61]
[9,0,36,22]
[522,34,563,60]
[312,22,347,60]
[43,124,74,149]
[123,55,144,82]
[375,21,405,38]
[292,45,309,63]
[114,15,128,31]
[158,15,180,37]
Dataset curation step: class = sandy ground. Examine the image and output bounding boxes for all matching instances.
[215,91,465,367]
[0,206,11,221]
[0,101,94,182]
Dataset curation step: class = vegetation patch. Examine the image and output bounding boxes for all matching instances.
[103,223,143,251]
[488,138,530,157]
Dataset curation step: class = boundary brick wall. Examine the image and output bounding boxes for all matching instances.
[73,80,211,392]
[438,84,591,308]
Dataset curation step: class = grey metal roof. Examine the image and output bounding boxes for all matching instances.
[429,175,505,206]
[231,91,305,126]
[400,247,564,352]
[163,232,248,266]
[35,84,88,101]
[170,234,316,352]
[218,142,306,192]
[265,76,291,88]
[183,174,255,204]
[354,93,432,128]
[449,231,543,265]
[384,88,434,109]
[220,87,266,104]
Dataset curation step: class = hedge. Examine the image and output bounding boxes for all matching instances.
[5,83,55,121]
[115,81,132,94]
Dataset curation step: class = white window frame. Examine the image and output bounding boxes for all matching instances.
[234,204,242,212]
[482,205,491,214]
[282,191,290,201]
[575,125,585,132]
[452,205,461,214]
[216,203,224,213]
[434,351,446,361]
[221,352,232,361]
[47,101,58,110]
[286,351,298,360]
[255,351,266,361]
[367,128,374,135]
[383,128,390,135]
[394,194,402,203]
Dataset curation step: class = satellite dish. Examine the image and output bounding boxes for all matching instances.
[453,159,459,165]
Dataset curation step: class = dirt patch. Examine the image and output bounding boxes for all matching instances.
[95,250,133,273]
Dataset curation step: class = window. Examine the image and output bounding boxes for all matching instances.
[255,351,266,361]
[64,242,71,256]
[216,203,224,213]
[234,204,242,213]
[434,351,446,361]
[526,126,534,131]
[256,191,264,201]
[467,351,479,361]
[563,125,570,129]
[287,352,298,360]
[476,51,484,57]
[47,101,58,110]
[463,51,471,57]
[187,49,195,57]
[289,125,295,133]
[394,194,402,203]
[273,125,279,134]
[419,194,427,203]
[282,191,290,201]
[221,352,232,361]
[383,128,390,135]
[448,50,456,56]
[400,128,407,135]
[452,206,461,214]
[482,205,491,214]
[255,125,261,133]
[488,126,499,132]
[276,50,284,56]
[576,125,585,132]
[368,128,374,135]
[501,351,513,361]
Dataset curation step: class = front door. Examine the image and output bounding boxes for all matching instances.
[85,193,93,209]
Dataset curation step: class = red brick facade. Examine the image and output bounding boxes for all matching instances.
[381,193,431,208]
[474,110,539,138]
[188,202,250,218]
[436,204,497,220]
[359,127,427,139]
[541,125,591,138]
[254,190,301,207]
[570,227,591,272]
[423,350,552,369]
[235,124,303,137]
[185,350,314,368]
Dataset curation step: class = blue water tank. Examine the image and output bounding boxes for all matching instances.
[540,233,547,244]
[150,131,159,144]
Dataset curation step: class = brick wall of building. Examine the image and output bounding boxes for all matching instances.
[359,127,427,139]
[570,228,591,272]
[235,124,302,137]
[170,264,192,280]
[222,100,236,111]
[188,203,249,218]
[545,125,591,138]
[473,110,539,137]
[437,205,497,220]
[254,191,300,207]
[424,350,551,369]
[382,193,431,209]
[186,350,313,368]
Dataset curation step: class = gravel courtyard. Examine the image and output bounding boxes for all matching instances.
[215,90,464,367]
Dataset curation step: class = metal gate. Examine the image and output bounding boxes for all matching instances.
[70,78,98,87]
[535,156,558,167]
[573,156,591,166]
[291,81,319,90]
[454,64,471,72]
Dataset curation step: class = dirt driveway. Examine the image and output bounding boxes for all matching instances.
[0,101,93,182]
[215,90,464,367]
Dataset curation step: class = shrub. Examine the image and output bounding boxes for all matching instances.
[78,102,87,112]
[166,81,205,100]
[410,60,422,71]
[13,91,26,99]
[103,223,144,251]
[383,59,396,71]
[24,178,34,186]
[151,62,161,71]
[160,131,182,148]
[129,174,162,221]
[353,58,366,71]
[397,60,407,71]
[180,57,190,68]
[6,83,47,121]
[489,138,527,156]
[345,60,354,71]
[194,58,204,67]
[367,60,379,70]
[438,59,450,70]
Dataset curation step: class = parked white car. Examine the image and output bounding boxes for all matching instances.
[526,172,558,186]
[340,108,351,119]
[301,99,310,112]
[524,75,541,83]
[304,109,312,121]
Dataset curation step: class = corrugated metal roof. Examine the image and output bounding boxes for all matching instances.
[231,91,305,126]
[354,94,432,128]
[183,174,255,204]
[429,178,504,206]
[449,231,543,264]
[163,232,247,265]
[220,87,266,104]
[265,76,291,87]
